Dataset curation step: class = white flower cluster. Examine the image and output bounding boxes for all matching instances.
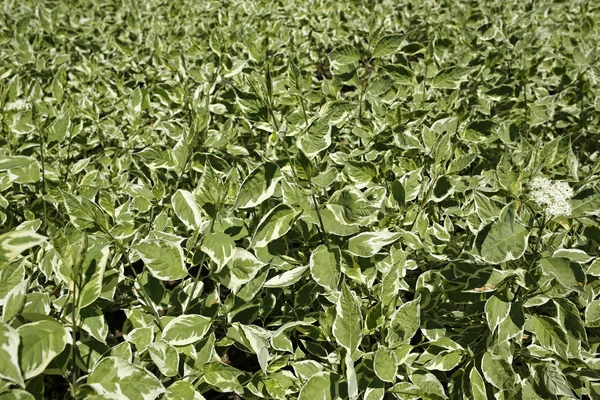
[529,177,574,218]
[4,99,30,112]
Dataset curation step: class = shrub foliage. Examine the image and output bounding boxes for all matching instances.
[1,0,600,399]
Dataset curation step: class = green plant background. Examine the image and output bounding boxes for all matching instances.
[1,0,599,399]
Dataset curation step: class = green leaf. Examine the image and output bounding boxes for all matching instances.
[17,320,69,380]
[297,117,332,158]
[126,327,153,350]
[196,161,226,208]
[529,103,550,127]
[161,314,212,346]
[0,390,35,400]
[171,189,205,230]
[49,112,70,143]
[497,302,525,343]
[235,162,283,209]
[2,278,27,322]
[531,315,569,358]
[238,324,271,373]
[552,248,593,263]
[0,322,24,387]
[214,248,265,293]
[469,367,487,400]
[326,187,378,227]
[431,67,471,89]
[62,192,109,232]
[570,188,600,217]
[298,372,335,400]
[78,244,110,309]
[131,239,188,281]
[251,204,300,248]
[345,351,359,400]
[0,230,46,270]
[309,245,341,291]
[540,363,574,397]
[485,292,510,333]
[476,204,528,264]
[372,34,404,58]
[373,346,397,383]
[586,300,600,327]
[201,362,249,394]
[164,381,205,400]
[264,264,309,288]
[88,357,165,400]
[201,232,235,273]
[480,351,515,390]
[332,282,363,354]
[410,370,448,399]
[540,257,585,290]
[347,230,402,257]
[386,298,420,347]
[147,342,179,377]
[81,305,109,343]
[0,156,40,184]
[328,45,361,66]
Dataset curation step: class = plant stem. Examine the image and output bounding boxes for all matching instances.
[104,229,164,331]
[183,216,217,314]
[38,125,48,227]
[70,279,78,392]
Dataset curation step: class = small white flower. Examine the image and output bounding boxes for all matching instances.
[4,99,30,112]
[528,177,573,218]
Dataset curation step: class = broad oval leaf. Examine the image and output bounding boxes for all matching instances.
[0,230,46,270]
[164,381,206,400]
[202,362,250,394]
[235,162,283,209]
[78,244,110,309]
[17,320,69,380]
[251,204,300,248]
[469,367,487,400]
[0,390,36,400]
[0,322,24,387]
[297,117,332,158]
[386,298,420,347]
[0,156,40,184]
[147,342,179,377]
[131,239,188,281]
[214,248,265,293]
[332,283,363,354]
[161,314,212,346]
[347,230,402,257]
[264,264,309,288]
[328,45,361,66]
[485,292,510,333]
[172,190,204,230]
[201,232,235,273]
[475,205,528,264]
[540,257,585,290]
[586,300,600,328]
[310,245,341,291]
[298,372,335,400]
[480,351,515,390]
[372,34,404,58]
[88,357,165,400]
[374,346,398,383]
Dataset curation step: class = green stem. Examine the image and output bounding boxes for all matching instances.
[104,229,164,331]
[70,279,78,391]
[299,95,309,127]
[183,216,217,314]
[309,186,328,247]
[38,126,48,227]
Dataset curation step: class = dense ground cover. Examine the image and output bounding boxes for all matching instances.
[1,0,600,398]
